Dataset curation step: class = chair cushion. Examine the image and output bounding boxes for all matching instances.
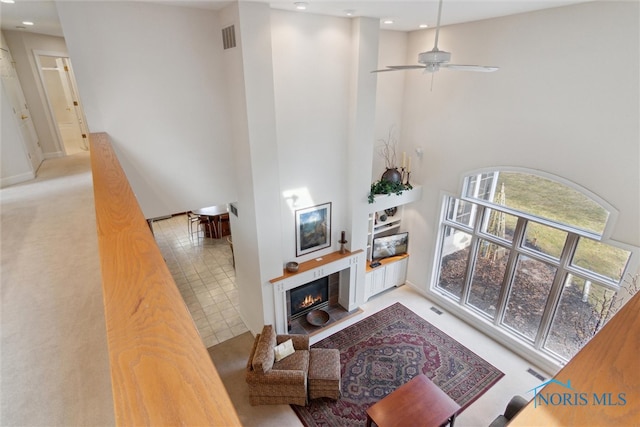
[252,325,276,373]
[274,338,295,362]
[273,348,309,372]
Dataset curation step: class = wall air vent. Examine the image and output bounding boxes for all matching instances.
[527,368,546,381]
[222,25,236,50]
[430,306,443,315]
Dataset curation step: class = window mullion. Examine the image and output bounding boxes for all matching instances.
[494,217,527,326]
[460,206,485,307]
[534,233,580,350]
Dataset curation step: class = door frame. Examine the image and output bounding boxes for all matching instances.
[1,44,43,174]
[34,50,89,156]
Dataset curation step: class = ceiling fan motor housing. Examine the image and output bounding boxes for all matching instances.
[419,50,451,64]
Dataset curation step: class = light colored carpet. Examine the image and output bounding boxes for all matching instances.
[208,332,303,427]
[1,153,114,426]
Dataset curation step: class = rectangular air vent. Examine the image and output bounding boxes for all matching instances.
[430,306,443,315]
[527,368,546,381]
[229,203,238,217]
[222,25,236,49]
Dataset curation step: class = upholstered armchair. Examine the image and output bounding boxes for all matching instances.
[246,325,310,406]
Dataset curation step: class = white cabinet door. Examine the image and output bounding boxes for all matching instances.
[384,257,408,289]
[373,268,385,294]
[365,267,386,301]
[364,273,373,301]
[365,257,408,301]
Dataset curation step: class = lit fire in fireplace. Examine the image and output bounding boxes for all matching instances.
[298,293,323,310]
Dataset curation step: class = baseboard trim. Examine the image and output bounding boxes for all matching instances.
[1,170,35,188]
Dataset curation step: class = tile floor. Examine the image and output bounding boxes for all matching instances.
[152,214,247,348]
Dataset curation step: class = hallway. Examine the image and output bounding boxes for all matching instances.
[0,152,114,426]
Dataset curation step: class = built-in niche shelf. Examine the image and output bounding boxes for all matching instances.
[364,186,421,301]
[366,185,422,261]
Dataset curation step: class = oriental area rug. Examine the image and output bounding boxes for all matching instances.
[292,302,504,426]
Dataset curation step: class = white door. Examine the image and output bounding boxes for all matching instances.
[0,46,43,171]
[38,55,89,155]
[60,58,89,150]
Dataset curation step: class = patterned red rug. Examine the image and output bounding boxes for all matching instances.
[292,302,504,426]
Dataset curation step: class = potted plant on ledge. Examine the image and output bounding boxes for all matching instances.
[368,128,413,203]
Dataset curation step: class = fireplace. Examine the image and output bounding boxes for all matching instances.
[271,250,363,334]
[287,276,329,320]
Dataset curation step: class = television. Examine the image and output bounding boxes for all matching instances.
[372,232,409,261]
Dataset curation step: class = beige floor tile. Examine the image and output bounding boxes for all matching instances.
[153,214,244,346]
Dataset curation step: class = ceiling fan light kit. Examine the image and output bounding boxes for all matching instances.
[419,49,451,64]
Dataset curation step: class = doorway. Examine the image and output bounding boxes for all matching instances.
[1,45,43,172]
[36,53,89,156]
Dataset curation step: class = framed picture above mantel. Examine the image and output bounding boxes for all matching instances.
[295,202,331,257]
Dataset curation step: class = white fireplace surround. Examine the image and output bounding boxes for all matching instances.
[271,251,364,334]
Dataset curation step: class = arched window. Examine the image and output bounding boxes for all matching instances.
[461,169,616,239]
[433,168,636,365]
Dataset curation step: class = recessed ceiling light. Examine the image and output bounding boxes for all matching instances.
[22,21,35,26]
[345,9,356,17]
[1,0,16,4]
[419,24,428,29]
[294,2,307,10]
[383,19,394,25]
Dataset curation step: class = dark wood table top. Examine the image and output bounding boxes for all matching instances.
[366,374,461,427]
[192,204,228,217]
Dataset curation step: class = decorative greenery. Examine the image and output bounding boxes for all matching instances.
[368,180,413,203]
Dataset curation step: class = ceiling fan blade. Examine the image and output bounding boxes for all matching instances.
[371,65,427,73]
[388,65,427,70]
[371,69,400,73]
[442,64,499,72]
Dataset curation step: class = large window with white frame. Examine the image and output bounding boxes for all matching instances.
[433,170,636,363]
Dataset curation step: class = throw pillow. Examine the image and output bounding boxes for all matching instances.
[274,338,295,362]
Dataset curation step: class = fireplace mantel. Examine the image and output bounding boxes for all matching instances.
[270,250,364,334]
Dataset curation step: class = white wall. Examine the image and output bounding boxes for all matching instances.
[218,2,285,333]
[397,1,640,292]
[271,10,353,263]
[373,30,407,181]
[56,1,236,218]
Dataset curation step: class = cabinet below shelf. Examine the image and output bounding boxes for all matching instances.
[364,255,408,301]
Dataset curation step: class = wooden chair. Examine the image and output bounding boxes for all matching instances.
[187,211,202,240]
[217,213,230,238]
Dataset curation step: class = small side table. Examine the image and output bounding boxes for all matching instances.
[366,374,461,427]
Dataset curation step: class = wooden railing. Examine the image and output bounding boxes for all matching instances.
[90,133,241,426]
[511,280,640,426]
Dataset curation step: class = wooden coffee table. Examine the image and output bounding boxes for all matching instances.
[366,374,461,427]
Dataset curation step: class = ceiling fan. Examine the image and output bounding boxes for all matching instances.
[372,0,499,75]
